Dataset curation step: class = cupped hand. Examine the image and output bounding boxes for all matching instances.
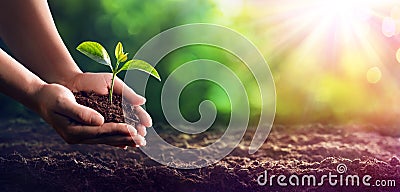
[64,72,152,128]
[34,83,146,147]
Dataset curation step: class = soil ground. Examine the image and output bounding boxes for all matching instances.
[0,121,399,192]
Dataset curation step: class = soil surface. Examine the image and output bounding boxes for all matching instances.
[0,122,399,192]
[74,91,139,125]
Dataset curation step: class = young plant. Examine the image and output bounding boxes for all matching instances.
[76,41,160,103]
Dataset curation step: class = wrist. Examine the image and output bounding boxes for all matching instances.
[54,69,82,87]
[24,79,47,113]
[42,58,82,85]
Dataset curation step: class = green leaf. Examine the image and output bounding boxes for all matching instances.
[118,53,128,63]
[118,59,161,81]
[115,42,123,59]
[77,41,111,68]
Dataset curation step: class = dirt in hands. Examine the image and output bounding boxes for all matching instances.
[73,91,139,125]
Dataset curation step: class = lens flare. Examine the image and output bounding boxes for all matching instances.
[215,0,243,17]
[382,17,396,37]
[396,48,400,63]
[366,67,382,84]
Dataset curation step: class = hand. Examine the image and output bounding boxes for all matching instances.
[34,83,146,147]
[64,72,152,129]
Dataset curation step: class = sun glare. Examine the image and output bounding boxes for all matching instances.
[251,0,399,72]
[312,0,374,37]
[320,0,371,19]
[242,0,400,122]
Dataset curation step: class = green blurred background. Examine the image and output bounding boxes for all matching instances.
[1,0,400,126]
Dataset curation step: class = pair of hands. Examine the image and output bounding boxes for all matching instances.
[34,72,151,148]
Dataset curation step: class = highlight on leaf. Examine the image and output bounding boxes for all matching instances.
[115,42,123,59]
[118,53,128,63]
[118,59,161,81]
[77,41,111,67]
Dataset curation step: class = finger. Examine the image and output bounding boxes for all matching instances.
[96,123,137,137]
[82,134,146,146]
[135,106,152,127]
[113,77,146,106]
[55,96,104,126]
[136,123,147,137]
[68,123,137,141]
[71,73,109,94]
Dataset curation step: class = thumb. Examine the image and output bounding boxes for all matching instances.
[55,97,104,126]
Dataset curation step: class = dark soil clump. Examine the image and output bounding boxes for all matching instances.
[73,91,139,125]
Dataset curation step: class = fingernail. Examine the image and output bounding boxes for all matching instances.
[141,138,147,146]
[128,125,137,136]
[141,96,146,103]
[134,137,146,147]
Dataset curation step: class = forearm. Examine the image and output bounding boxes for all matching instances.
[0,49,46,111]
[0,0,81,84]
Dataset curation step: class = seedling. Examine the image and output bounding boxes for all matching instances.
[77,41,160,103]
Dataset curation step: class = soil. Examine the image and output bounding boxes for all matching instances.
[73,91,139,125]
[0,122,399,192]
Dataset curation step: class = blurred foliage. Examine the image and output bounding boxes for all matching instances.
[48,0,261,125]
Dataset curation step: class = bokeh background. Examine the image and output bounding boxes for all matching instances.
[1,0,400,126]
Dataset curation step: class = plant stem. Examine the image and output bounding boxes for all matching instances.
[110,72,116,104]
[109,61,121,104]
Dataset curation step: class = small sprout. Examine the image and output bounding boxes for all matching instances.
[115,42,128,63]
[77,41,160,103]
